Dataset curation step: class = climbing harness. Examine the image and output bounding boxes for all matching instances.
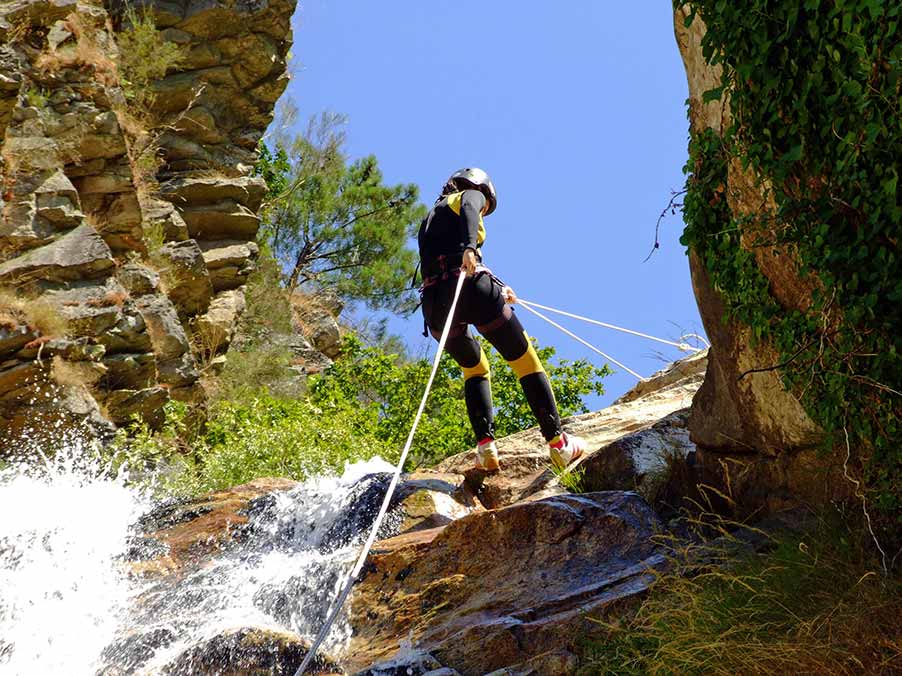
[295,271,467,676]
[516,298,708,382]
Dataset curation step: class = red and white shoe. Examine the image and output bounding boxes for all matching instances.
[475,438,500,472]
[549,432,586,469]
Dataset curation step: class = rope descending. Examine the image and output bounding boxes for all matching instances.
[295,271,467,675]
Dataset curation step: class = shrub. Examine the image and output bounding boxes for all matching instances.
[577,517,901,675]
[116,7,182,113]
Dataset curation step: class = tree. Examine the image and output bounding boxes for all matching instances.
[309,334,611,467]
[256,113,426,311]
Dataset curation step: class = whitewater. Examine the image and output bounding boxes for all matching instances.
[0,439,396,675]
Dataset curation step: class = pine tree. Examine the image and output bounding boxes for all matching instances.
[257,113,426,312]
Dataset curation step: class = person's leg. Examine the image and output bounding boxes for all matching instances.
[477,307,563,442]
[422,279,495,451]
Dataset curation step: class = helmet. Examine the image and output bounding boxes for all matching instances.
[447,167,497,215]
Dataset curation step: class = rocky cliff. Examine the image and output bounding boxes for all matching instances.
[671,5,861,513]
[0,0,296,452]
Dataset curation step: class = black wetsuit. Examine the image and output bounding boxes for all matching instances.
[418,189,563,443]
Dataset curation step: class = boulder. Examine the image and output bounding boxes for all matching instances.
[178,200,260,240]
[345,492,665,674]
[142,198,189,243]
[117,263,161,297]
[301,309,342,360]
[135,294,190,361]
[199,239,258,291]
[162,627,341,676]
[191,288,246,356]
[160,176,267,213]
[435,352,705,509]
[99,352,157,390]
[0,224,114,283]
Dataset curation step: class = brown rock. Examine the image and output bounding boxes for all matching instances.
[346,491,665,674]
[101,386,169,426]
[131,478,298,575]
[673,8,822,456]
[155,239,213,317]
[0,224,114,283]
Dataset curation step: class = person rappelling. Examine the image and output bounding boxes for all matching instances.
[417,168,587,472]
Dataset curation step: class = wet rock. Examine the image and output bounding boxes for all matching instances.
[101,627,176,676]
[130,478,298,576]
[346,491,665,674]
[162,627,340,676]
[0,224,114,283]
[0,322,36,360]
[354,651,457,676]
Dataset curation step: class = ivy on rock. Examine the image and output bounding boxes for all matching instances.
[677,1,900,523]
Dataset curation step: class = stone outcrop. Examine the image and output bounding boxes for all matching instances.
[673,6,822,456]
[0,0,296,448]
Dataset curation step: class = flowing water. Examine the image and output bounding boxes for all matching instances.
[0,440,398,675]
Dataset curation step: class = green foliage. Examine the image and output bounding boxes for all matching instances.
[677,1,901,527]
[116,6,182,111]
[23,86,47,109]
[256,113,427,312]
[182,393,395,494]
[310,333,610,467]
[107,392,394,496]
[255,141,292,206]
[577,518,901,675]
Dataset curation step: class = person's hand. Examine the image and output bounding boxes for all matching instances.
[461,248,478,276]
[502,286,517,304]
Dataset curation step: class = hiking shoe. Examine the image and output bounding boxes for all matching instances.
[549,432,586,469]
[475,438,500,472]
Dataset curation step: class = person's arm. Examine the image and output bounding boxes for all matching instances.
[460,189,485,275]
[459,189,485,251]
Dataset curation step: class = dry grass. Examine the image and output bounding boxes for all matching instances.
[34,13,117,86]
[577,514,901,675]
[0,288,68,338]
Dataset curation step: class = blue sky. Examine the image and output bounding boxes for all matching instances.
[274,1,704,406]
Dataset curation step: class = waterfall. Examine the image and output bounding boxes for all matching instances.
[0,444,397,675]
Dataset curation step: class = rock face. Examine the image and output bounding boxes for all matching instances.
[0,0,296,449]
[121,355,704,675]
[346,492,664,675]
[673,7,821,455]
[671,7,842,514]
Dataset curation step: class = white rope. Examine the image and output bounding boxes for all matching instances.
[518,299,710,352]
[295,271,467,675]
[517,301,647,381]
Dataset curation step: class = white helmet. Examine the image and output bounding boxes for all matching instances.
[446,167,497,215]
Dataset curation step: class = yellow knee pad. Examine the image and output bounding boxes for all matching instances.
[508,333,545,378]
[461,347,491,381]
